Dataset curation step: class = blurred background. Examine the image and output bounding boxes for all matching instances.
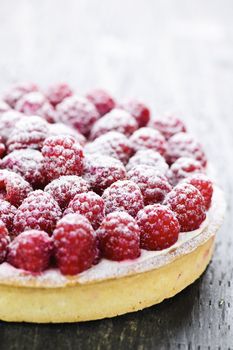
[0,0,232,349]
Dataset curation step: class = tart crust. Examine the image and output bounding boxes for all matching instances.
[0,186,225,323]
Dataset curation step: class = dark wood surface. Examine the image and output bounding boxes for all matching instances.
[0,0,233,349]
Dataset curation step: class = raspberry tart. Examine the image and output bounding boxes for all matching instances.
[0,83,226,323]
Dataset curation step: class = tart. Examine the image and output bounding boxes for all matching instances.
[0,84,226,323]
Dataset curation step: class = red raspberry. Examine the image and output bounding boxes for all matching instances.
[97,211,140,261]
[15,91,56,123]
[102,180,144,217]
[164,183,206,231]
[167,157,204,186]
[56,95,100,136]
[64,191,105,229]
[54,213,97,275]
[0,110,25,142]
[3,82,38,108]
[85,131,133,165]
[90,108,138,140]
[0,200,17,232]
[13,190,62,236]
[184,173,213,210]
[0,100,11,115]
[126,149,168,175]
[129,127,167,156]
[7,230,53,273]
[46,83,73,106]
[166,132,207,167]
[44,175,89,211]
[136,204,180,250]
[127,165,172,205]
[6,116,49,153]
[0,170,32,207]
[86,89,115,116]
[84,154,126,194]
[0,221,10,263]
[1,150,45,189]
[42,136,84,182]
[149,115,187,140]
[120,100,150,127]
[48,123,86,146]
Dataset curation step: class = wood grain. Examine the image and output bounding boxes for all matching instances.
[0,0,232,348]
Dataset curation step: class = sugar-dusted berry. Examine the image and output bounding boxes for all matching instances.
[0,200,17,232]
[84,154,126,194]
[120,99,150,127]
[166,132,207,167]
[54,213,97,275]
[127,165,172,205]
[164,183,206,232]
[184,173,213,210]
[64,191,105,229]
[136,204,180,250]
[56,95,100,136]
[102,180,144,217]
[97,211,140,261]
[0,110,25,142]
[0,221,10,263]
[13,190,62,235]
[130,127,167,156]
[167,157,204,186]
[149,115,186,140]
[86,89,115,116]
[126,149,168,175]
[7,230,53,273]
[3,82,38,108]
[85,131,133,165]
[90,108,138,140]
[1,150,45,189]
[46,83,73,106]
[42,135,84,182]
[48,123,86,146]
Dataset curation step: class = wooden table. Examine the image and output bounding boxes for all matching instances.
[0,0,232,348]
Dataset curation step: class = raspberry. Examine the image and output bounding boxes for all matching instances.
[6,116,49,153]
[0,110,25,142]
[44,175,89,211]
[97,211,140,261]
[46,83,73,106]
[166,132,207,167]
[7,230,53,273]
[136,204,180,250]
[1,150,45,189]
[0,100,11,115]
[0,170,32,207]
[84,154,126,194]
[126,149,168,175]
[56,95,100,136]
[0,221,10,263]
[127,165,172,205]
[90,108,138,140]
[42,135,84,182]
[64,191,105,229]
[86,89,115,116]
[129,127,167,156]
[120,100,150,127]
[102,180,144,217]
[164,183,206,231]
[48,123,86,146]
[149,115,187,140]
[184,173,213,210]
[15,91,56,123]
[3,82,38,108]
[0,200,17,232]
[167,157,204,186]
[13,190,62,235]
[85,131,133,165]
[54,213,97,275]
